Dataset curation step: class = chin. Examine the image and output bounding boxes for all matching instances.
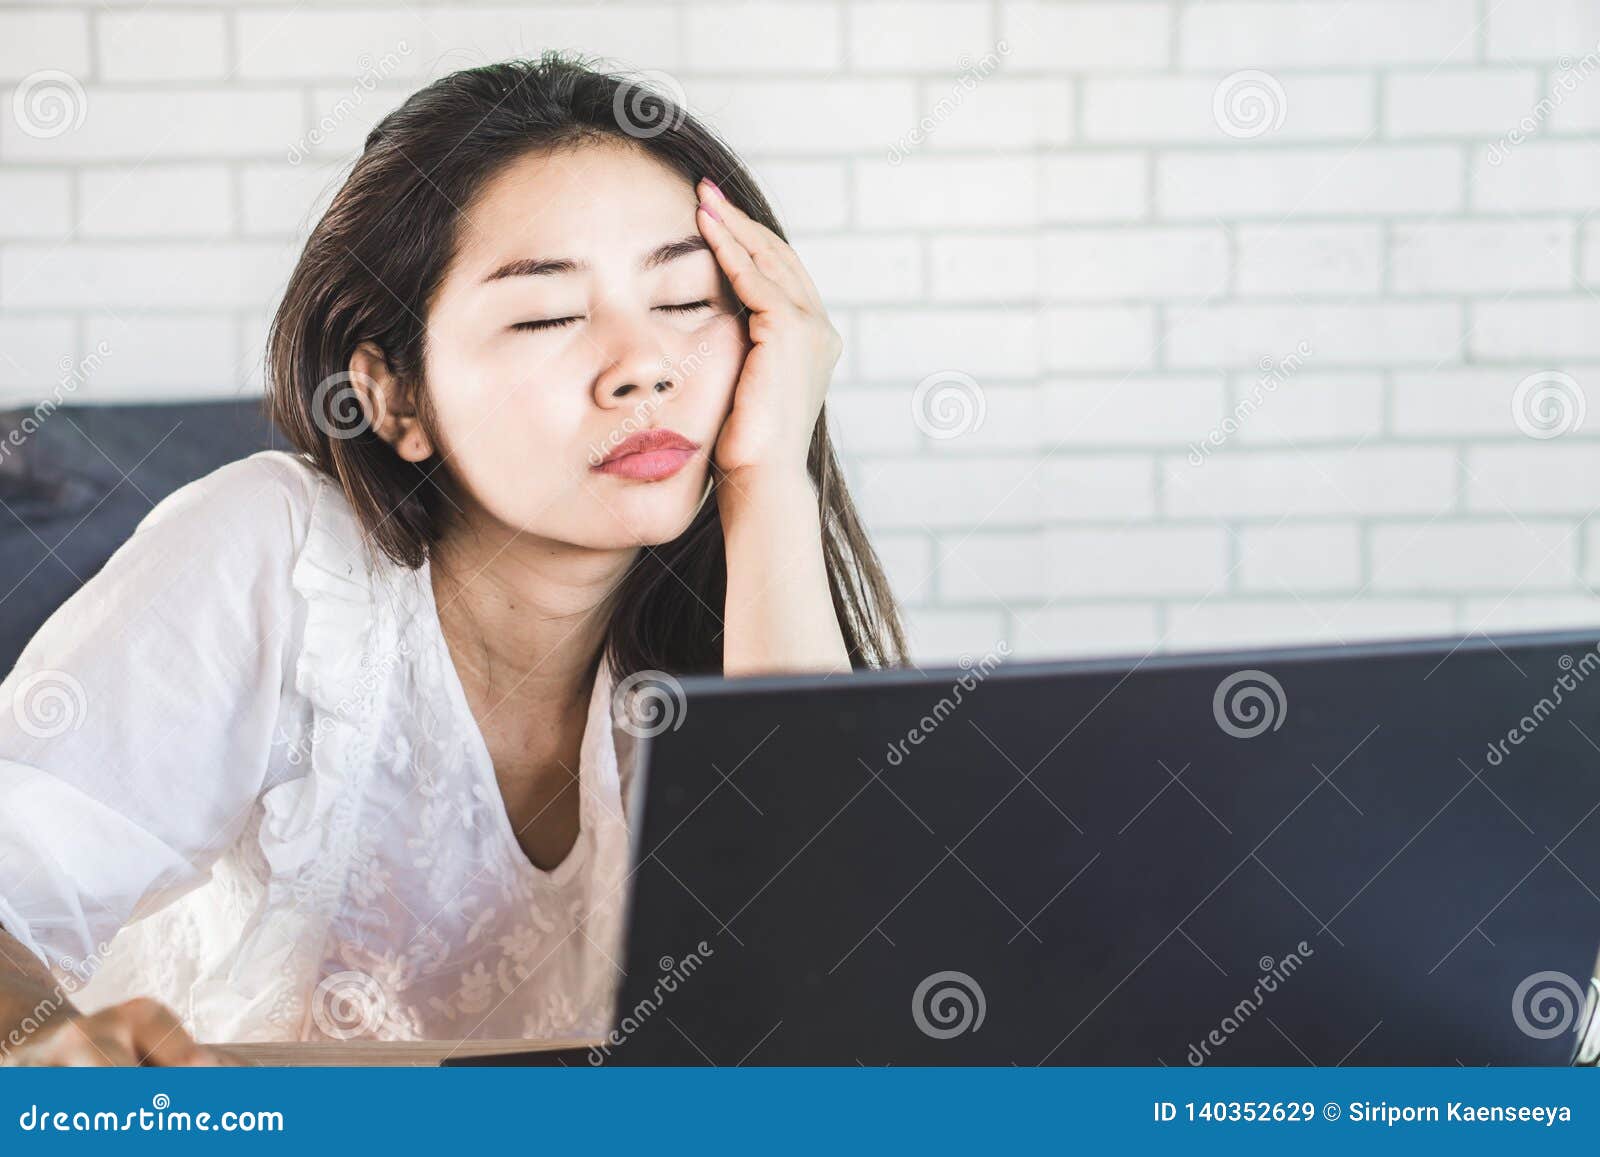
[585,489,709,548]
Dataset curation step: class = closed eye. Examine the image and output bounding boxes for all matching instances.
[510,301,713,333]
[511,315,579,333]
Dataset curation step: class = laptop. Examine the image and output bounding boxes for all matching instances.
[445,628,1600,1066]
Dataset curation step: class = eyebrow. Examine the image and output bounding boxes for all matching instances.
[481,233,711,284]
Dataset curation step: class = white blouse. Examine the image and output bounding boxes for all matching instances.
[0,449,641,1044]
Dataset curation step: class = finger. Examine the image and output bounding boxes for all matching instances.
[696,178,816,297]
[696,179,821,311]
[696,203,793,317]
[27,1021,137,1067]
[703,187,822,311]
[118,997,209,1066]
[74,1036,142,1067]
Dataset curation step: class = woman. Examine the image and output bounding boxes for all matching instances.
[0,51,905,1065]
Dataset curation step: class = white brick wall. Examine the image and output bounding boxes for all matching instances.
[6,0,1600,664]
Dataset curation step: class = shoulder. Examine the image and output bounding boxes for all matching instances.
[135,449,327,555]
[98,448,413,661]
[122,449,395,602]
[77,449,358,631]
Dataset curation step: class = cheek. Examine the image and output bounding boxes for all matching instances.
[686,317,748,409]
[422,347,586,474]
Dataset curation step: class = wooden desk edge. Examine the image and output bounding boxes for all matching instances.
[221,1038,599,1067]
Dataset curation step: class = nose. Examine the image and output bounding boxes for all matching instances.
[591,311,680,411]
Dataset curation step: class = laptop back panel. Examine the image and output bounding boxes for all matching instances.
[459,631,1600,1065]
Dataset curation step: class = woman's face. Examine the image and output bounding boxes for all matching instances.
[419,138,748,550]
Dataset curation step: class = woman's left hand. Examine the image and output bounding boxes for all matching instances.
[694,176,841,484]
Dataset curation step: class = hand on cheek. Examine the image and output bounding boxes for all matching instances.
[693,177,841,488]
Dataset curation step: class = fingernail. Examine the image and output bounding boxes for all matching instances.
[703,178,724,200]
[698,198,721,222]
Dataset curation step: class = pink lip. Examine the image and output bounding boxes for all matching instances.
[592,428,700,482]
[594,448,696,481]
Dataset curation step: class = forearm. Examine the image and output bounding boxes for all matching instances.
[718,466,851,678]
[0,924,77,1047]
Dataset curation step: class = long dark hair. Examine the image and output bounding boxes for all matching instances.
[264,50,907,678]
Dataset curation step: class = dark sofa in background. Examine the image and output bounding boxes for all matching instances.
[0,400,286,676]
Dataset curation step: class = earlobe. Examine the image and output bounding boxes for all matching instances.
[348,342,433,460]
[399,426,433,462]
[391,416,435,463]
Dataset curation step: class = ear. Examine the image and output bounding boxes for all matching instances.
[349,342,434,462]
